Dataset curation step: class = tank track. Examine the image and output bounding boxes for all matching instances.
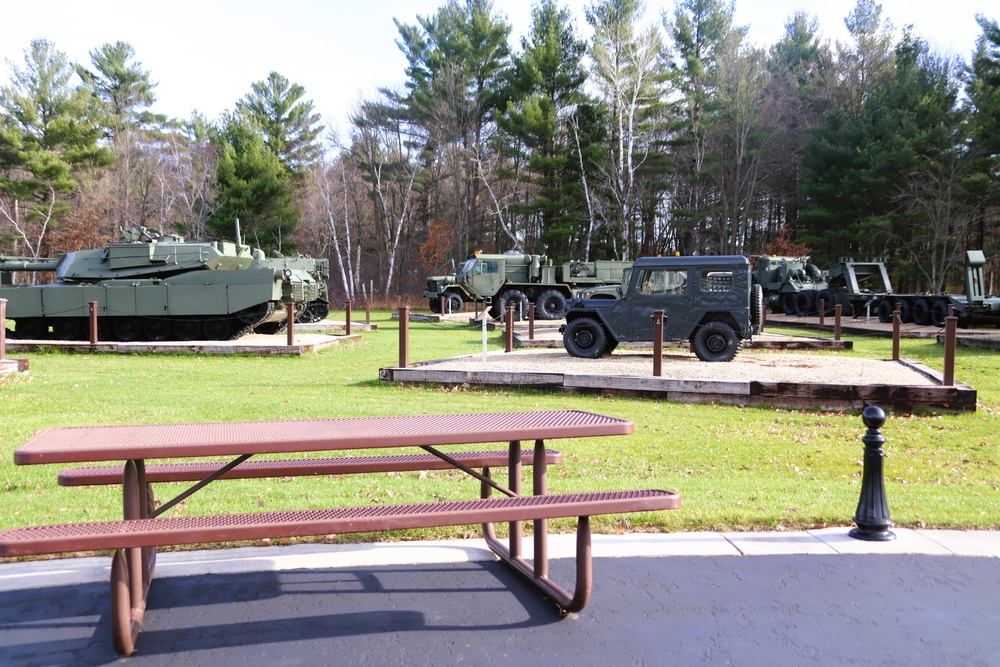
[9,302,279,342]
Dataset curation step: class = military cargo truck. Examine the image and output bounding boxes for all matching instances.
[560,255,761,361]
[421,252,632,320]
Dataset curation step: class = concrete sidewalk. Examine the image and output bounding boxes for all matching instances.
[2,529,999,666]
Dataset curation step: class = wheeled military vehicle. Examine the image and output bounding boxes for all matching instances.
[0,227,329,341]
[560,255,761,362]
[422,252,632,320]
[875,250,1000,327]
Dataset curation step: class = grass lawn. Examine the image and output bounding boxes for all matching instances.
[1,313,998,548]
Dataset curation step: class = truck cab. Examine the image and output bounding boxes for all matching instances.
[560,255,759,362]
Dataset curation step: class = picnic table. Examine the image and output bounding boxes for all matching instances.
[0,409,680,655]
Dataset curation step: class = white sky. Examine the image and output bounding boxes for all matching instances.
[1,1,995,134]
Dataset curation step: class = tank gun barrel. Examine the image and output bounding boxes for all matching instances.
[0,257,60,272]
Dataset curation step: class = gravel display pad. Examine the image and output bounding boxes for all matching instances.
[424,348,938,387]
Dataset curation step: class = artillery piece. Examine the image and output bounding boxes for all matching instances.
[0,227,329,342]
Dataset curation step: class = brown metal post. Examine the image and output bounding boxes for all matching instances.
[89,301,99,344]
[505,303,514,353]
[819,299,825,326]
[834,304,842,341]
[398,306,410,368]
[439,295,445,315]
[892,303,901,361]
[365,297,371,326]
[0,298,6,361]
[345,298,352,336]
[652,309,664,377]
[286,302,295,347]
[528,302,535,340]
[943,315,957,386]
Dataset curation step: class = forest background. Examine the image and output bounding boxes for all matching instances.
[2,0,1000,302]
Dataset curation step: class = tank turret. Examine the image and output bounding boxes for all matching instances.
[0,227,330,342]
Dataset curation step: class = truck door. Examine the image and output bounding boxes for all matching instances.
[628,268,691,340]
[468,259,502,299]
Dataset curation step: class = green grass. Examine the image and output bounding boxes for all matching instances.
[1,314,998,548]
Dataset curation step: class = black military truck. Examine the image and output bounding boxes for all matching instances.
[560,255,761,362]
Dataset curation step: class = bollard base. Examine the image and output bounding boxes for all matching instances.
[849,526,896,542]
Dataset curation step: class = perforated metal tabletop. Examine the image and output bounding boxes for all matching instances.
[14,410,634,464]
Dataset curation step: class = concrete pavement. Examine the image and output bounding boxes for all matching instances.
[2,529,999,666]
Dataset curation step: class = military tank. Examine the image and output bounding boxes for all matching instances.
[0,226,330,342]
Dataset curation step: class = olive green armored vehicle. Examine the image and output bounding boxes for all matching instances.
[0,227,329,341]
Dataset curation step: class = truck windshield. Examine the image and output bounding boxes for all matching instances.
[456,259,477,280]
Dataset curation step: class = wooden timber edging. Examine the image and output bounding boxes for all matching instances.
[512,332,853,351]
[3,334,360,356]
[1,358,29,375]
[935,333,1000,351]
[379,355,977,413]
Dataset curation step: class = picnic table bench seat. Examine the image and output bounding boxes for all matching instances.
[0,489,680,655]
[57,449,564,486]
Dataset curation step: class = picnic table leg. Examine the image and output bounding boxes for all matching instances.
[508,440,522,559]
[533,439,548,579]
[481,438,594,615]
[111,459,153,655]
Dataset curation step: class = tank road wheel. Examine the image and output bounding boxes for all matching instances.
[204,317,234,340]
[254,321,284,335]
[877,299,894,323]
[563,317,608,359]
[536,289,567,320]
[142,318,171,341]
[692,321,742,362]
[750,284,764,333]
[304,300,330,322]
[112,318,142,342]
[911,298,932,326]
[51,318,84,341]
[931,299,950,327]
[237,303,274,326]
[173,319,202,341]
[13,318,46,340]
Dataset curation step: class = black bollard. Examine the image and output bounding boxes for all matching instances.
[849,406,896,541]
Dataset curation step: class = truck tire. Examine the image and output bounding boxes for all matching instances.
[692,321,742,362]
[563,317,608,358]
[443,293,463,314]
[794,290,815,316]
[750,284,764,333]
[877,299,894,323]
[912,298,932,326]
[931,299,950,327]
[536,289,567,320]
[816,289,837,316]
[781,293,797,315]
[496,289,528,321]
[897,299,913,324]
[429,298,442,314]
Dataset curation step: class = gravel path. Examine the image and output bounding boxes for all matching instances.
[425,347,938,386]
